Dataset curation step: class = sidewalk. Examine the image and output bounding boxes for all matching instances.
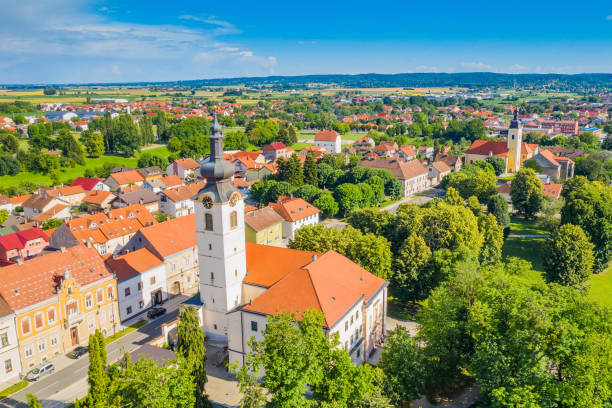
[122,290,196,328]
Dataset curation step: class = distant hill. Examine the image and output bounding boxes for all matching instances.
[4,72,612,89]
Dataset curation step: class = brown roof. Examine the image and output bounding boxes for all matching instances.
[106,248,163,282]
[0,245,113,310]
[538,149,560,167]
[174,158,200,170]
[466,140,509,157]
[158,175,183,188]
[314,130,340,142]
[32,204,68,222]
[243,249,386,328]
[359,158,427,180]
[431,161,451,173]
[44,185,86,197]
[138,214,196,258]
[269,197,320,222]
[244,207,284,232]
[497,182,512,195]
[542,182,562,199]
[108,170,144,186]
[160,182,205,203]
[23,193,59,211]
[118,189,158,205]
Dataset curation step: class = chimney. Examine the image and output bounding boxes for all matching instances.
[17,257,24,265]
[60,246,66,253]
[312,254,317,262]
[86,240,92,248]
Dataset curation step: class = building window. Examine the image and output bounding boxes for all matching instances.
[0,333,8,347]
[124,287,131,297]
[38,339,46,352]
[208,243,212,251]
[230,211,238,229]
[210,272,214,281]
[345,321,348,331]
[47,308,56,325]
[66,301,78,317]
[50,335,58,347]
[97,289,104,304]
[24,345,33,358]
[21,318,31,336]
[88,318,95,329]
[251,321,258,332]
[205,213,213,231]
[127,306,133,315]
[107,286,114,300]
[150,276,156,285]
[138,282,143,291]
[85,294,93,309]
[35,313,44,330]
[139,301,144,309]
[213,324,217,330]
[4,359,12,373]
[235,269,237,277]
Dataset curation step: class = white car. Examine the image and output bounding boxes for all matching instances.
[25,362,55,381]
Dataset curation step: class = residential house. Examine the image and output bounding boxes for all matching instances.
[0,228,48,263]
[398,145,417,161]
[245,163,277,182]
[314,130,342,153]
[0,246,119,371]
[22,193,70,222]
[0,299,22,382]
[542,182,562,200]
[353,137,375,148]
[373,141,398,157]
[104,170,145,192]
[122,215,199,296]
[106,248,168,322]
[0,195,12,213]
[158,182,205,218]
[531,149,575,180]
[43,186,87,207]
[49,204,155,256]
[143,176,184,194]
[417,146,435,160]
[244,207,284,246]
[435,153,463,172]
[428,161,451,185]
[359,157,429,197]
[269,197,320,240]
[82,190,115,212]
[166,158,200,179]
[70,177,109,192]
[137,166,164,182]
[262,142,292,162]
[114,190,160,214]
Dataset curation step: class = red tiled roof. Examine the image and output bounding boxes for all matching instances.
[431,161,451,173]
[71,177,104,191]
[542,182,562,199]
[359,158,427,180]
[108,170,144,186]
[0,228,48,251]
[263,142,287,151]
[466,140,509,157]
[0,245,113,310]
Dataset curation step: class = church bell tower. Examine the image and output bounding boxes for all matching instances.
[506,108,523,173]
[194,115,246,341]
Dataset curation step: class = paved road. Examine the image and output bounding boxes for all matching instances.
[0,307,182,408]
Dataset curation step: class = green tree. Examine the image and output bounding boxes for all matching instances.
[224,130,249,151]
[292,184,320,203]
[303,151,318,186]
[138,152,167,169]
[543,224,595,290]
[176,306,211,408]
[0,209,8,226]
[81,131,105,158]
[333,183,363,216]
[467,195,480,216]
[56,129,85,164]
[487,194,510,228]
[443,187,463,206]
[41,218,62,230]
[313,191,339,218]
[0,133,19,154]
[167,136,183,153]
[86,330,109,408]
[478,213,504,265]
[26,394,42,408]
[486,156,506,176]
[510,168,543,219]
[392,233,432,301]
[379,327,425,406]
[43,87,57,95]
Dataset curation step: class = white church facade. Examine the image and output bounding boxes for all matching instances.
[191,117,388,367]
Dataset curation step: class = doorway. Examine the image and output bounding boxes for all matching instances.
[152,289,163,305]
[70,327,79,346]
[173,281,181,295]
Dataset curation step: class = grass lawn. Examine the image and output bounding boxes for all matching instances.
[106,319,147,343]
[387,296,420,320]
[0,146,170,189]
[508,216,548,236]
[290,142,312,151]
[588,266,612,307]
[0,381,28,401]
[502,237,546,272]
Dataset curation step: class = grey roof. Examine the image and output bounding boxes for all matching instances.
[118,189,159,205]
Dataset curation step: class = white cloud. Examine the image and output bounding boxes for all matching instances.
[414,65,440,73]
[460,61,493,70]
[297,40,317,45]
[509,64,526,73]
[0,1,277,82]
[607,14,612,20]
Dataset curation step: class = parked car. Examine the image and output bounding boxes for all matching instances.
[147,307,166,319]
[67,346,88,359]
[25,362,55,381]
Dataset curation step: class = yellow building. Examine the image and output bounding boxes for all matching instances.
[244,207,284,246]
[0,245,120,372]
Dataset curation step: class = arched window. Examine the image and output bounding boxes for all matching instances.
[230,211,238,229]
[205,213,213,231]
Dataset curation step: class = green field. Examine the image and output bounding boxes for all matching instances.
[588,267,612,307]
[0,146,170,189]
[290,142,313,151]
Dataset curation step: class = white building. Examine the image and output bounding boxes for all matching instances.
[188,118,387,369]
[314,130,342,154]
[158,182,205,218]
[167,158,201,179]
[106,248,168,322]
[0,300,22,383]
[269,197,321,240]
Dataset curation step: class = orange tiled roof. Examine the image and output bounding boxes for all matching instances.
[106,248,164,282]
[269,197,320,222]
[542,182,562,199]
[174,158,200,170]
[244,243,316,287]
[108,170,144,186]
[161,182,205,202]
[466,140,509,157]
[243,249,386,327]
[138,214,196,258]
[83,190,114,205]
[314,130,340,142]
[0,245,113,310]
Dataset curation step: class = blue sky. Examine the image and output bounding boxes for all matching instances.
[1,0,611,84]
